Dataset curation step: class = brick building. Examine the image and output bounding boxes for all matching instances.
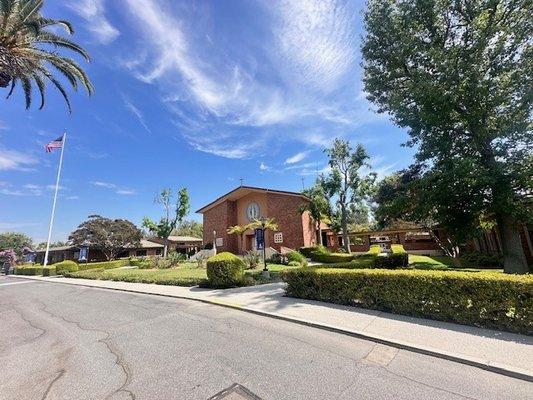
[197,186,318,254]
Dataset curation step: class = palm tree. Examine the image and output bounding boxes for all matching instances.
[248,218,278,274]
[0,0,93,112]
[227,224,252,255]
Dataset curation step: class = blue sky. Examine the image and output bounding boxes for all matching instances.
[0,0,415,243]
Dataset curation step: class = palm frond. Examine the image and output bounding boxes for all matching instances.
[19,0,43,24]
[6,77,16,98]
[38,67,71,113]
[36,31,90,61]
[37,17,73,34]
[20,74,32,109]
[32,71,45,109]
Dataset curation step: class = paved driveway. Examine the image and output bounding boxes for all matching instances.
[0,276,531,400]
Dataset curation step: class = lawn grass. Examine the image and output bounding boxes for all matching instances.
[408,254,503,273]
[66,262,300,286]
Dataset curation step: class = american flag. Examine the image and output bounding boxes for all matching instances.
[45,135,64,153]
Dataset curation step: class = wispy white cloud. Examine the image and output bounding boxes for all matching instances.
[91,180,116,189]
[285,151,309,164]
[0,147,38,171]
[67,0,119,44]
[91,180,135,195]
[116,189,136,195]
[122,95,152,133]
[273,0,357,92]
[259,162,270,171]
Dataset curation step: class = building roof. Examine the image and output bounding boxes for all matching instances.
[126,239,164,249]
[166,236,203,243]
[35,245,76,253]
[196,185,308,213]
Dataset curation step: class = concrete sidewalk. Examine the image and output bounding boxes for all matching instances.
[12,275,533,381]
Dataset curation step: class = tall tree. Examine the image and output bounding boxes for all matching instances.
[299,180,331,246]
[69,215,142,260]
[172,220,203,238]
[374,166,486,264]
[322,139,376,253]
[143,188,190,258]
[362,0,532,273]
[0,0,93,112]
[0,232,32,257]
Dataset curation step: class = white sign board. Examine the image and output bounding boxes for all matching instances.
[274,232,283,244]
[215,237,224,247]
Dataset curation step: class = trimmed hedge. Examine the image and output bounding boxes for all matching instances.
[54,260,79,275]
[14,266,42,275]
[391,244,406,254]
[368,245,381,255]
[373,253,409,269]
[206,252,245,288]
[282,268,533,334]
[78,259,129,271]
[42,266,56,276]
[310,251,355,263]
[286,251,307,266]
[299,246,327,258]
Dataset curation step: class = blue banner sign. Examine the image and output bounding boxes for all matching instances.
[24,252,36,263]
[255,228,264,250]
[79,246,88,262]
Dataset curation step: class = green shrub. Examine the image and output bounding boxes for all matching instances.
[310,251,355,263]
[299,245,327,258]
[313,257,374,269]
[462,251,503,269]
[286,251,307,266]
[54,260,79,275]
[287,261,301,267]
[14,265,43,275]
[282,268,533,334]
[78,259,129,271]
[391,244,407,254]
[368,245,381,255]
[268,253,287,265]
[129,258,141,266]
[42,266,56,276]
[206,252,245,288]
[373,253,408,269]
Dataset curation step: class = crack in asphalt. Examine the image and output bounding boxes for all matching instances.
[11,306,47,343]
[41,369,66,400]
[37,301,136,400]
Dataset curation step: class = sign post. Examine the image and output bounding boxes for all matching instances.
[255,227,267,274]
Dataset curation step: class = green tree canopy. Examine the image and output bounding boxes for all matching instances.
[69,215,142,260]
[362,0,532,273]
[322,139,376,252]
[0,232,32,257]
[172,220,203,238]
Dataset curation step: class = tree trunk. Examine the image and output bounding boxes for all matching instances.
[341,205,350,253]
[318,222,323,247]
[497,214,528,274]
[163,238,169,258]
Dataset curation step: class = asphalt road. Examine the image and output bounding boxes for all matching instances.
[0,276,531,400]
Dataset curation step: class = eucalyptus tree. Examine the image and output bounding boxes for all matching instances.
[0,0,93,111]
[322,139,376,253]
[143,188,190,258]
[362,0,532,273]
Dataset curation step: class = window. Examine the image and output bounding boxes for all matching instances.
[349,236,364,246]
[156,248,162,255]
[274,232,283,244]
[136,250,147,257]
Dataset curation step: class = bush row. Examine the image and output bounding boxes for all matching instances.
[77,259,129,271]
[14,266,43,275]
[282,268,533,334]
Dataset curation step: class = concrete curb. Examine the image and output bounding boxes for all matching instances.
[11,275,533,383]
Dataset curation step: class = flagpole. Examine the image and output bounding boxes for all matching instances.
[44,132,67,267]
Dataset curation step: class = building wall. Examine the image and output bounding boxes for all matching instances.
[265,192,308,252]
[202,200,238,253]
